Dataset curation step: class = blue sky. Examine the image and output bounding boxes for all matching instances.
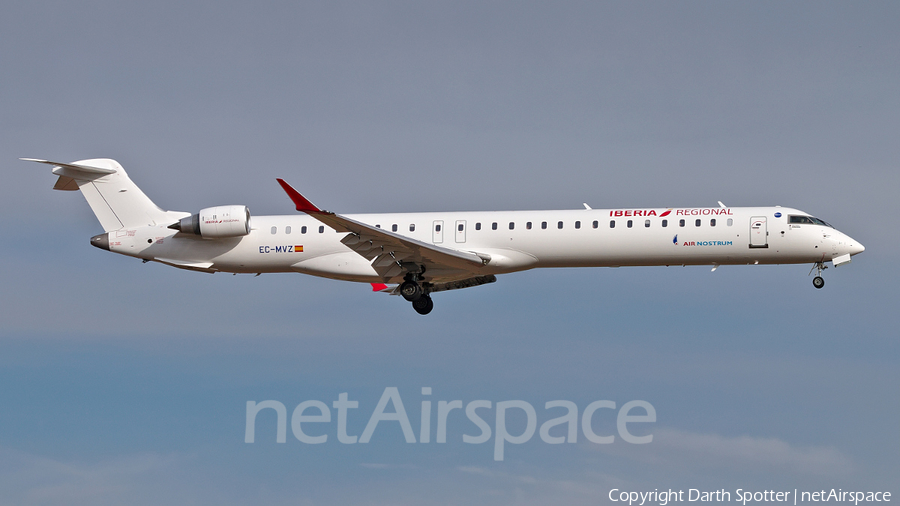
[1,2,898,504]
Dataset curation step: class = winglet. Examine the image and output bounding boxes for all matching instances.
[276,178,322,213]
[371,283,389,292]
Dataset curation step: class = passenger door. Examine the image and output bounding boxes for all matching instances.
[750,216,768,248]
[455,220,466,243]
[432,220,444,244]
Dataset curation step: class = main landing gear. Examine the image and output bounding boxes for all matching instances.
[412,294,434,315]
[400,280,423,301]
[400,273,433,315]
[809,261,827,289]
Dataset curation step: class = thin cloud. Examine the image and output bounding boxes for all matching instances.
[0,447,206,506]
[591,427,853,477]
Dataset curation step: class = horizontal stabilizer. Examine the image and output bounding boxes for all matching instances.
[21,158,117,175]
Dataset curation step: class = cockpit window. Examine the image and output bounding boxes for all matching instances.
[789,215,833,227]
[789,216,813,225]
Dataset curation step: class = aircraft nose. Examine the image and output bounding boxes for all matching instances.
[846,236,865,255]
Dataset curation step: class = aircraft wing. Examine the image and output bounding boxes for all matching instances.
[276,179,490,279]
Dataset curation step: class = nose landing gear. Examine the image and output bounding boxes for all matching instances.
[809,261,827,289]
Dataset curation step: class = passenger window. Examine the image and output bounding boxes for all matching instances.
[301,226,307,234]
[609,220,615,228]
[575,221,581,229]
[541,222,547,229]
[475,223,481,231]
[695,219,701,227]
[526,222,532,230]
[318,226,324,233]
[592,220,598,229]
[435,224,441,232]
[270,226,277,234]
[679,219,685,227]
[509,222,515,230]
[627,220,633,228]
[645,219,650,228]
[409,224,415,232]
[492,222,498,230]
[458,223,464,232]
[727,218,733,227]
[710,219,716,227]
[392,224,398,232]
[558,221,563,229]
[285,226,291,234]
[375,224,381,229]
[662,219,668,228]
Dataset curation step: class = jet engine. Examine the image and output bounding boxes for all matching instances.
[169,205,251,238]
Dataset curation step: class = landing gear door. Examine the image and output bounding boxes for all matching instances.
[750,216,768,248]
[433,220,444,244]
[455,220,466,243]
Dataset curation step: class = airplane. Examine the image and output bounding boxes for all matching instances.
[24,157,865,315]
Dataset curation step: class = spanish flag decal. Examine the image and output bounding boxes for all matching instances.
[296,245,304,252]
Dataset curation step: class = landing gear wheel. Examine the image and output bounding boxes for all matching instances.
[412,295,433,315]
[809,261,827,289]
[400,281,422,301]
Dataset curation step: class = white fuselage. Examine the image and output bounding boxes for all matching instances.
[105,206,864,284]
[27,157,865,314]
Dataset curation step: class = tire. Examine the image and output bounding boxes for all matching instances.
[813,276,825,289]
[412,295,433,315]
[400,281,422,301]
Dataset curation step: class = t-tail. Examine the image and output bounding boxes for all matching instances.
[22,158,188,232]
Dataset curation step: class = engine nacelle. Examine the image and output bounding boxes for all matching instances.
[170,205,251,238]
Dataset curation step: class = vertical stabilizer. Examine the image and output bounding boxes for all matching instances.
[23,158,188,232]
